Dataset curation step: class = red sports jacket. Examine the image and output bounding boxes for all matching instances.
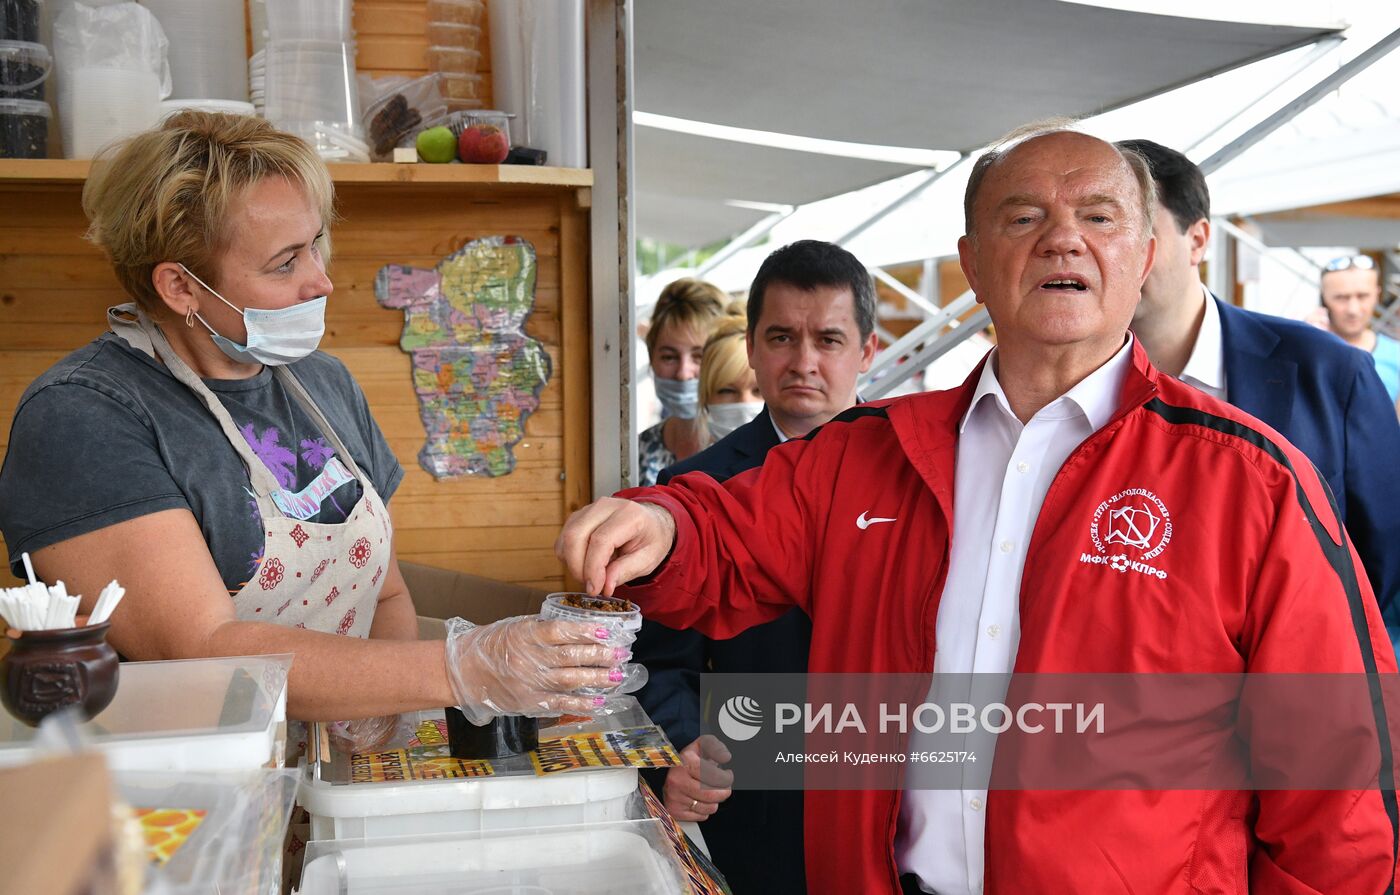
[619,340,1399,894]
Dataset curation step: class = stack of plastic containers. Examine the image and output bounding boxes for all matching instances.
[0,0,51,158]
[426,0,486,111]
[261,0,369,162]
[141,0,248,102]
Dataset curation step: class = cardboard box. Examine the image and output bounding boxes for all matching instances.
[402,561,548,640]
[0,754,117,895]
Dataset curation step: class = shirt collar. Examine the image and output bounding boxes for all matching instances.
[959,335,1135,434]
[1178,282,1225,394]
[771,394,867,443]
[771,412,791,444]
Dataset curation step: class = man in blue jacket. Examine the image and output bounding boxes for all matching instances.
[1121,139,1400,639]
[636,239,878,895]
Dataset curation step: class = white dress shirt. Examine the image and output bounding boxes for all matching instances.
[1177,283,1227,401]
[895,337,1135,895]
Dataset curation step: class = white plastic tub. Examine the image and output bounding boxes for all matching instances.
[298,819,687,894]
[299,762,640,841]
[0,654,290,772]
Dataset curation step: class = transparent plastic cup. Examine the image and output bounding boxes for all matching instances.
[262,39,361,145]
[264,0,352,42]
[426,21,481,51]
[426,45,481,75]
[426,0,485,27]
[440,72,485,102]
[540,593,645,701]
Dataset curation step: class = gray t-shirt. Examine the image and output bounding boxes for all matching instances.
[0,334,404,594]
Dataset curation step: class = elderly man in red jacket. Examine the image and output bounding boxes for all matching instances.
[558,126,1399,894]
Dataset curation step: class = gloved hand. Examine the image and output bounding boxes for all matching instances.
[326,714,402,755]
[445,615,623,724]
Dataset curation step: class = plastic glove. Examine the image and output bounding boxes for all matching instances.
[445,615,621,725]
[326,714,401,755]
[582,617,647,712]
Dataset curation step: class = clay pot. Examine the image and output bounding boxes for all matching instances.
[0,623,119,727]
[444,706,538,760]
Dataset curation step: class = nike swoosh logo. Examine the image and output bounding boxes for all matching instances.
[856,511,897,530]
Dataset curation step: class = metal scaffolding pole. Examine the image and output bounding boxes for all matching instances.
[694,205,796,277]
[1199,26,1400,176]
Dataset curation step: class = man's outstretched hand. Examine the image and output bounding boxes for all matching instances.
[555,498,677,595]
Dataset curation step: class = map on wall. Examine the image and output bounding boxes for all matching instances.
[374,236,552,478]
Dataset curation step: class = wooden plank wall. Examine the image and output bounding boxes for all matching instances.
[0,182,590,593]
[0,3,593,592]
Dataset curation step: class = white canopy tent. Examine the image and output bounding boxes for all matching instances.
[596,0,1384,490]
[632,0,1346,250]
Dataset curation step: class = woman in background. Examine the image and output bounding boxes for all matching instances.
[697,314,764,446]
[636,278,728,485]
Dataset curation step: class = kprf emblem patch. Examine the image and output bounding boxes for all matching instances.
[1080,487,1172,580]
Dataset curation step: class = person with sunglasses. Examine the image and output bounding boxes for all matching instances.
[1320,254,1400,405]
[1122,140,1400,650]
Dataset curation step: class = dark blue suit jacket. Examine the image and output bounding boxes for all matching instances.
[636,406,810,895]
[1216,298,1400,617]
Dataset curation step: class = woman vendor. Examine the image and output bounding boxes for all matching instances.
[0,112,620,745]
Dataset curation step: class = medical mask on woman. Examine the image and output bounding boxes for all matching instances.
[705,401,763,442]
[179,263,327,366]
[654,375,700,419]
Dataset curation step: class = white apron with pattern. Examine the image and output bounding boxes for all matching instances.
[108,304,390,636]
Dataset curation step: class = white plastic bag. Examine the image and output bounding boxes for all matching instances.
[53,2,171,157]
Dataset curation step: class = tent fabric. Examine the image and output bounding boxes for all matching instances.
[634,0,1343,247]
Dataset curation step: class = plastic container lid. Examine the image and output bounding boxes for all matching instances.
[298,755,638,819]
[0,0,43,43]
[541,593,643,634]
[426,0,485,28]
[439,71,485,101]
[0,96,48,116]
[299,819,688,894]
[426,21,481,48]
[0,654,289,772]
[426,45,482,74]
[0,39,50,92]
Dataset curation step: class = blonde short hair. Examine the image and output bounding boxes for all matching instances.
[698,315,752,408]
[82,111,336,311]
[645,278,729,360]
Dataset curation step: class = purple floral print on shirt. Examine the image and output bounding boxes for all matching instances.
[300,437,335,470]
[239,423,297,488]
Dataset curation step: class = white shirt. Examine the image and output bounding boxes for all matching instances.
[895,337,1135,895]
[1178,283,1227,401]
[771,413,792,444]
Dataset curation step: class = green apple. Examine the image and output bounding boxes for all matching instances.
[415,126,457,163]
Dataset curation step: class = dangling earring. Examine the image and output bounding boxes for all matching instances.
[185,306,196,327]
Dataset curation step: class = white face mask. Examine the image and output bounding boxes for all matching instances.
[705,401,763,443]
[179,263,327,366]
[654,375,700,420]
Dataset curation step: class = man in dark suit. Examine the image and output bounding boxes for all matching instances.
[636,240,878,894]
[1121,139,1400,637]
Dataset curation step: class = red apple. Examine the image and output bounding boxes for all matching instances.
[458,123,510,164]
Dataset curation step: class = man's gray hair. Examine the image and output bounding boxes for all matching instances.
[962,118,1157,241]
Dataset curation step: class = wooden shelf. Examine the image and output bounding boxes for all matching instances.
[0,158,592,188]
